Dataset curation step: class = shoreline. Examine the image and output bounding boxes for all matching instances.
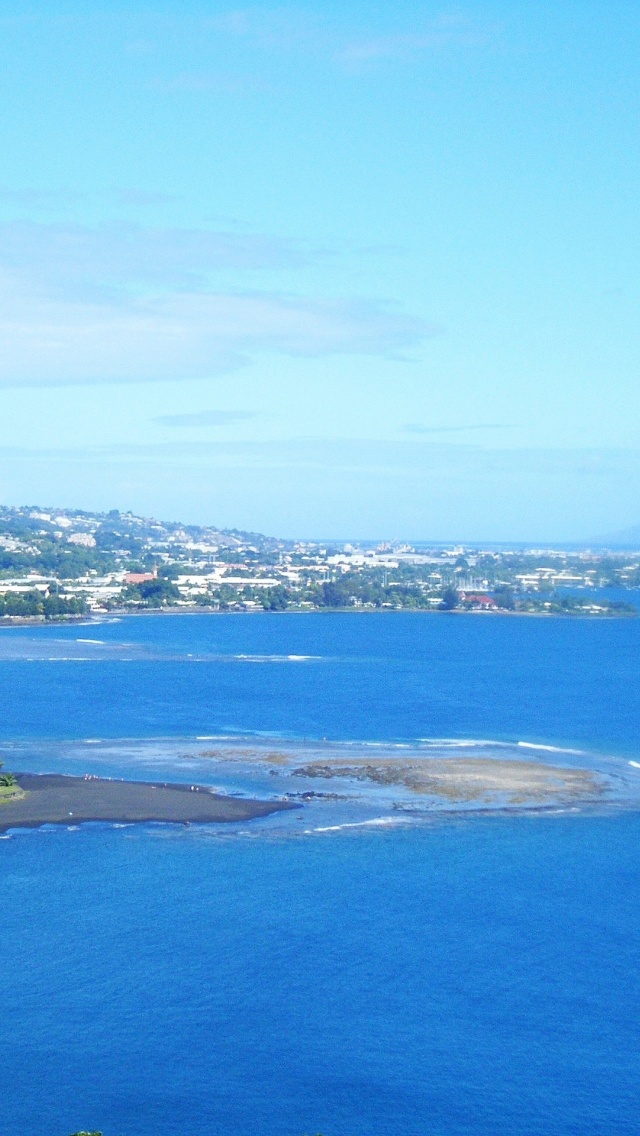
[0,604,634,627]
[0,773,294,832]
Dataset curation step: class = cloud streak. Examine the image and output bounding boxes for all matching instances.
[0,220,432,386]
[0,439,633,540]
[0,286,429,386]
[0,219,306,296]
[402,423,517,435]
[156,410,257,427]
[337,16,494,67]
[203,8,496,70]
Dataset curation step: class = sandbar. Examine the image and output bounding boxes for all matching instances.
[0,773,294,832]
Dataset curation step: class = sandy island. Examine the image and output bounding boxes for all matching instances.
[0,773,294,832]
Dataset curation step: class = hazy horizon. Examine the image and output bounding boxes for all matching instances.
[4,497,640,549]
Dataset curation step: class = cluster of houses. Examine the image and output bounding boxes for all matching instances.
[0,505,638,614]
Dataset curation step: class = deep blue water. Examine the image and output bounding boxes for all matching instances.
[1,613,639,1136]
[0,609,639,754]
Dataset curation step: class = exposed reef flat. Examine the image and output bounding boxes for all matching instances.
[1,738,627,841]
[187,740,612,811]
[289,756,603,805]
[0,773,294,832]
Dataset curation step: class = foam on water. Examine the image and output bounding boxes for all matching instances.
[518,740,586,754]
[311,816,413,833]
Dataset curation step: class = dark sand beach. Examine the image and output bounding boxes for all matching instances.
[0,773,294,832]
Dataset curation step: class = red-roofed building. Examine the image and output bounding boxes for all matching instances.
[125,568,158,585]
[460,592,498,609]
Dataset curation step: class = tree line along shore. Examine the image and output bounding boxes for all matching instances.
[0,585,634,620]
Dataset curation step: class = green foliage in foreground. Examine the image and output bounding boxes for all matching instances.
[0,760,23,802]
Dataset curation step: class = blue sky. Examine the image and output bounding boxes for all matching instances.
[0,1,638,540]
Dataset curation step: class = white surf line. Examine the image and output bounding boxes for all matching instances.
[419,738,510,747]
[629,761,640,769]
[517,741,585,754]
[310,817,412,833]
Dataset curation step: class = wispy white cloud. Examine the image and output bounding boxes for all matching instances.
[0,220,305,297]
[0,286,429,386]
[0,220,432,387]
[156,410,257,427]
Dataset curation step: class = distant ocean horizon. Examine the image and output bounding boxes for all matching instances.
[1,612,639,1135]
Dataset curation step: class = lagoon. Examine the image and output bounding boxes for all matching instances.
[1,612,639,1135]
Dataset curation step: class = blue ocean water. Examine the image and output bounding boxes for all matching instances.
[0,609,639,753]
[1,612,639,1136]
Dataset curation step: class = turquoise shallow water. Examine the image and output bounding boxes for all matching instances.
[0,612,639,1135]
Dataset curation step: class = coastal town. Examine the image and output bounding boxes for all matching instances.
[0,503,638,620]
